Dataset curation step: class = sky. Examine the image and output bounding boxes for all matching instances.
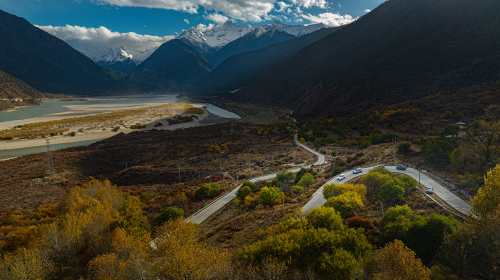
[0,0,384,54]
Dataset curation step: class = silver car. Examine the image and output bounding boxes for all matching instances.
[337,174,346,181]
[353,168,362,174]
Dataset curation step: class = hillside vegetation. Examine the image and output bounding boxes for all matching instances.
[229,0,500,118]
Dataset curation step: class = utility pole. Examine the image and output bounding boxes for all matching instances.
[381,202,384,215]
[125,162,128,170]
[179,165,181,183]
[46,139,55,178]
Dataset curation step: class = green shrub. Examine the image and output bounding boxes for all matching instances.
[381,179,406,205]
[331,166,342,177]
[195,182,220,199]
[140,192,159,203]
[331,150,337,157]
[154,207,184,225]
[291,185,304,194]
[236,185,252,198]
[259,187,281,204]
[241,181,258,192]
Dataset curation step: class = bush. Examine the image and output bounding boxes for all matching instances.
[241,181,258,192]
[236,185,252,198]
[297,173,315,187]
[140,192,159,203]
[232,197,240,206]
[369,166,392,176]
[195,183,220,199]
[294,168,317,183]
[291,185,304,194]
[348,216,374,229]
[259,187,281,204]
[324,191,364,218]
[331,150,337,157]
[331,166,342,177]
[220,144,228,150]
[155,207,184,225]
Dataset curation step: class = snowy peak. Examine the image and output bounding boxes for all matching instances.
[271,21,326,37]
[177,21,326,50]
[88,47,156,64]
[247,24,285,38]
[177,21,255,49]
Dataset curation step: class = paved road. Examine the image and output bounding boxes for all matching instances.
[187,135,324,224]
[302,165,473,215]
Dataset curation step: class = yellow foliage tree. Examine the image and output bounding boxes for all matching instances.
[368,240,429,280]
[470,165,500,222]
[151,218,230,278]
[0,248,50,279]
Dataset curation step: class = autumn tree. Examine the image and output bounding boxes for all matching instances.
[151,218,230,279]
[259,187,282,205]
[297,172,315,188]
[365,240,429,280]
[324,191,364,217]
[380,179,406,205]
[361,172,392,202]
[0,248,50,280]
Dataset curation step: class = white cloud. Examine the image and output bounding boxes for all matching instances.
[37,25,173,54]
[184,18,190,24]
[301,12,356,27]
[290,0,328,9]
[276,1,291,12]
[196,23,215,31]
[205,13,230,24]
[364,9,371,13]
[96,0,276,22]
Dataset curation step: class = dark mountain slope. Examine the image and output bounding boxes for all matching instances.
[208,25,296,67]
[130,39,212,91]
[231,0,500,118]
[188,27,337,96]
[0,70,45,110]
[0,9,125,95]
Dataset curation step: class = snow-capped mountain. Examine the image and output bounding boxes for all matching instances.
[177,20,255,50]
[271,21,326,37]
[80,47,157,73]
[176,20,325,52]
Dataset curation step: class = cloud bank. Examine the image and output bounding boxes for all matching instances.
[301,12,356,26]
[37,25,173,55]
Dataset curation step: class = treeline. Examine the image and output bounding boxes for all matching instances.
[1,164,499,279]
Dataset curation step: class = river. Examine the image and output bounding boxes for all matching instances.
[0,94,240,159]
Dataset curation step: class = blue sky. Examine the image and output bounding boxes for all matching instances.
[0,0,384,54]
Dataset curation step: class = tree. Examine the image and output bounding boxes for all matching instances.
[381,179,406,205]
[306,206,344,231]
[331,166,342,176]
[114,194,150,240]
[220,144,228,150]
[397,141,412,156]
[382,205,413,225]
[369,166,392,176]
[362,172,392,202]
[422,140,455,169]
[324,191,364,218]
[323,183,340,200]
[366,240,429,280]
[235,207,373,279]
[398,175,418,195]
[470,165,500,221]
[155,207,184,225]
[195,183,220,199]
[276,169,295,192]
[151,219,230,279]
[0,248,50,280]
[241,181,258,192]
[298,172,315,187]
[259,187,281,205]
[236,185,252,198]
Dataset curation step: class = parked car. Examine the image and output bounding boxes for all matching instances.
[337,174,346,181]
[396,165,407,170]
[353,168,363,174]
[426,187,434,194]
[374,164,385,168]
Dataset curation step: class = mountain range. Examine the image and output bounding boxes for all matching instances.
[84,20,325,72]
[204,0,500,118]
[0,9,132,96]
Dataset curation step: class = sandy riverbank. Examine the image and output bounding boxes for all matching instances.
[0,106,221,151]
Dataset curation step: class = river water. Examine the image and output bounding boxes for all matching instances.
[0,94,240,159]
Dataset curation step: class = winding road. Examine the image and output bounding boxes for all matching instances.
[187,135,471,224]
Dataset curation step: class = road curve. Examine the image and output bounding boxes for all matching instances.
[302,165,473,216]
[186,135,324,224]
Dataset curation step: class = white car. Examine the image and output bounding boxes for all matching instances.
[337,174,346,181]
[353,168,362,174]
